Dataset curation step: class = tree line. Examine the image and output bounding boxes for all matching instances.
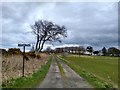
[45,46,120,57]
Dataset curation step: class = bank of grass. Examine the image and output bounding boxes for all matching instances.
[2,57,52,89]
[58,55,118,88]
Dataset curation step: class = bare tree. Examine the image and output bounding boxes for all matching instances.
[31,20,67,53]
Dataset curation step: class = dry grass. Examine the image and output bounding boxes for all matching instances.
[2,53,49,84]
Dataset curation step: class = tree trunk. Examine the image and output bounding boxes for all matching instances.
[39,40,45,52]
[38,37,44,52]
[35,34,39,51]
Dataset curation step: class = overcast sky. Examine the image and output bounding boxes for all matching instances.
[1,2,118,51]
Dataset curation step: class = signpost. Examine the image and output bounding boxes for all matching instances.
[18,43,31,77]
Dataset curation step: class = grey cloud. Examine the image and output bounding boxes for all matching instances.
[1,2,118,50]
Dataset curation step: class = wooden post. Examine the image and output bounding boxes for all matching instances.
[18,44,31,77]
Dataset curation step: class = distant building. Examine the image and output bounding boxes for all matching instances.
[84,51,91,55]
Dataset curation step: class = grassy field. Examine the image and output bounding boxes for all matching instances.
[59,55,118,88]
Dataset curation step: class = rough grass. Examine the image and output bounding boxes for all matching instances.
[56,58,65,77]
[2,56,51,88]
[2,53,49,86]
[58,55,118,88]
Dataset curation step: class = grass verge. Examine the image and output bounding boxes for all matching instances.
[57,56,113,88]
[56,58,65,77]
[2,57,52,89]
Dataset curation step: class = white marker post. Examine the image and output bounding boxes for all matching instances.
[18,44,31,77]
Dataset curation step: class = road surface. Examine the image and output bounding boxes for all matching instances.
[38,55,92,88]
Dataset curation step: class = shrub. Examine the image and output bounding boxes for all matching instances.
[7,48,22,55]
[26,52,36,58]
[0,48,8,56]
[36,55,41,59]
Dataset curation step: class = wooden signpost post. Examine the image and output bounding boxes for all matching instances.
[18,44,31,77]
